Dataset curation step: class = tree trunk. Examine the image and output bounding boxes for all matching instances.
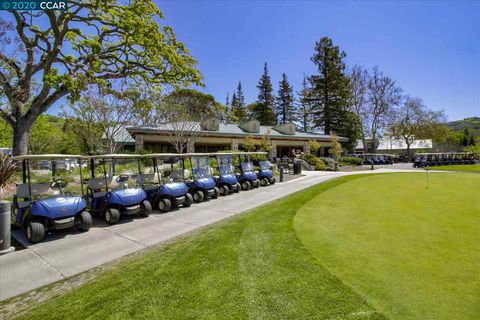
[12,120,31,156]
[406,142,411,162]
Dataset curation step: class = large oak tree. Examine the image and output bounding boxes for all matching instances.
[0,0,202,155]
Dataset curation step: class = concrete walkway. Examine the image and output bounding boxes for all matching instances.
[0,168,419,301]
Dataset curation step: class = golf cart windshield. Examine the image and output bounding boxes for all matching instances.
[191,156,212,178]
[259,161,272,170]
[217,155,234,175]
[15,156,85,196]
[96,158,138,188]
[241,162,254,172]
[157,156,185,183]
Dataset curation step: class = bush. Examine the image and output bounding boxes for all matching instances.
[339,156,364,166]
[302,154,326,171]
[320,157,335,171]
[0,155,17,199]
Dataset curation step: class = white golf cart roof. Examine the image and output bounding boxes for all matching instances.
[144,153,183,158]
[415,152,474,155]
[13,154,83,160]
[84,154,143,159]
[231,151,268,155]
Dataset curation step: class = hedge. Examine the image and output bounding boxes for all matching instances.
[339,156,364,166]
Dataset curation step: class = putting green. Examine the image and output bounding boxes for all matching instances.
[294,173,480,320]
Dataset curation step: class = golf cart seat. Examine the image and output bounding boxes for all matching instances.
[16,183,52,209]
[87,177,113,198]
[171,169,190,180]
[137,173,160,191]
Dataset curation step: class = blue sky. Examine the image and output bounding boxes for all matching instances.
[154,0,479,121]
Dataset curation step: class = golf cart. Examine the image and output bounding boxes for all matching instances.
[11,155,92,243]
[85,155,152,224]
[249,151,276,186]
[209,153,240,195]
[234,152,260,190]
[182,153,220,202]
[137,154,193,212]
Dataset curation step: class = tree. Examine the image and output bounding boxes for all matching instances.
[275,73,297,124]
[366,66,402,152]
[242,135,257,152]
[231,82,247,122]
[348,65,369,152]
[258,130,272,152]
[390,97,444,160]
[0,1,202,156]
[253,63,276,125]
[328,133,343,159]
[341,111,363,153]
[298,75,313,131]
[66,85,140,154]
[29,115,65,154]
[469,135,476,146]
[0,117,13,147]
[161,89,221,153]
[308,37,350,135]
[308,140,321,155]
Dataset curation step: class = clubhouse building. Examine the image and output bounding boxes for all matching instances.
[116,119,347,158]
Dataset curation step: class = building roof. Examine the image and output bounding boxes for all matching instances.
[126,122,347,141]
[356,137,433,150]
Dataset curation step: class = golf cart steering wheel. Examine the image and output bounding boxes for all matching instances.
[50,179,68,190]
[116,174,129,183]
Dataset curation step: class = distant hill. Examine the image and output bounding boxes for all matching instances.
[446,117,480,137]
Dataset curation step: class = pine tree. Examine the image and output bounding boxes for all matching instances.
[298,75,313,131]
[253,63,276,125]
[275,73,296,124]
[225,93,230,108]
[308,37,350,134]
[462,128,470,146]
[231,82,247,122]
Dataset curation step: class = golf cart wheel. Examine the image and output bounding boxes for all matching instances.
[234,182,241,193]
[220,185,230,196]
[158,198,171,213]
[140,200,152,217]
[26,221,45,243]
[253,179,260,188]
[260,178,268,187]
[241,181,251,190]
[269,177,276,185]
[193,190,204,203]
[75,211,92,231]
[184,193,193,207]
[105,208,120,225]
[212,187,220,199]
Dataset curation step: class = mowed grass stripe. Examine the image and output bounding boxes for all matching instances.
[294,172,480,320]
[14,175,386,320]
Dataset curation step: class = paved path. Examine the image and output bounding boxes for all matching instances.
[0,168,420,301]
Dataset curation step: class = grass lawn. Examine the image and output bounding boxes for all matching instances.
[13,175,387,320]
[429,164,480,172]
[295,173,480,320]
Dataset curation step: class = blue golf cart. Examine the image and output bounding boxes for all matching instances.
[252,152,276,186]
[182,153,220,203]
[137,154,193,212]
[11,155,92,243]
[234,152,260,191]
[85,155,152,224]
[209,153,240,196]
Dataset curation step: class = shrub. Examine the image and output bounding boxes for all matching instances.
[302,154,326,171]
[339,156,364,166]
[0,155,18,199]
[320,157,336,171]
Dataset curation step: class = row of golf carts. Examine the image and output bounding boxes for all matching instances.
[11,152,276,243]
[412,152,477,168]
[355,154,396,165]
